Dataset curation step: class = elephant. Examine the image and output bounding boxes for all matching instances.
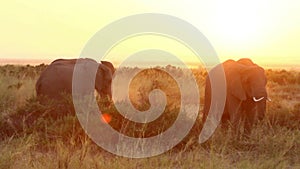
[36,58,115,102]
[202,58,268,133]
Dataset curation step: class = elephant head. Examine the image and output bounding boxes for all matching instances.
[95,63,113,99]
[101,61,115,75]
[223,59,268,124]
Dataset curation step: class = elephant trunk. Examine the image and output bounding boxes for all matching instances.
[250,88,267,120]
[255,99,266,120]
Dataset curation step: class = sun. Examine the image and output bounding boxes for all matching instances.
[212,1,263,44]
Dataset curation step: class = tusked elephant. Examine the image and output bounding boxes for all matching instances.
[202,58,269,133]
[36,58,115,102]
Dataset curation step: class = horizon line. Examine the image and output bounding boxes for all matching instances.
[0,58,299,70]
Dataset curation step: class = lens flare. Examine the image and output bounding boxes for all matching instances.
[101,113,112,123]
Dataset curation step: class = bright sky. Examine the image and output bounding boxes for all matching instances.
[0,0,299,68]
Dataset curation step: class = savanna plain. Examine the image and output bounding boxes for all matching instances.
[0,64,300,169]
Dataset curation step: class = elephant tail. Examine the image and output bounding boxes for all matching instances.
[35,77,42,97]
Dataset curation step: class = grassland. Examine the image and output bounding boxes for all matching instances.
[0,64,299,169]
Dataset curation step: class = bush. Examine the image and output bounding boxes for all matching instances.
[266,69,300,85]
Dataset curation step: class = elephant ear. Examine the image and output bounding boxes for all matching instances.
[98,64,110,77]
[101,61,115,75]
[226,62,247,101]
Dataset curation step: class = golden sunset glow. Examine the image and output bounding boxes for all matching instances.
[0,0,299,68]
[105,34,199,67]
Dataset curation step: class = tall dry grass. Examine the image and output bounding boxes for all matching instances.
[0,64,299,168]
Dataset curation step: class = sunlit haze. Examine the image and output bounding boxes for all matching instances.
[0,0,299,68]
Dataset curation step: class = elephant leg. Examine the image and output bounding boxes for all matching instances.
[241,100,257,135]
[221,106,230,123]
[202,77,211,124]
[226,96,243,131]
[220,107,230,129]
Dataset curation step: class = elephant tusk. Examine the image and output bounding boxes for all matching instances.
[267,97,272,102]
[253,97,264,102]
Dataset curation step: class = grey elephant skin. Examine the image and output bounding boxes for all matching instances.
[36,58,115,103]
[202,58,268,132]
